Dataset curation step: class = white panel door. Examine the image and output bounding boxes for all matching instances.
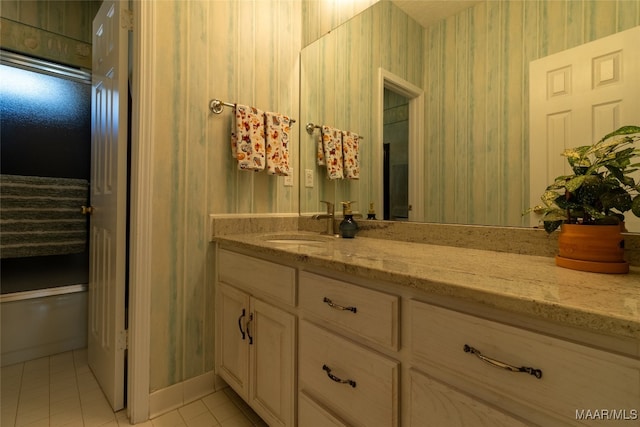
[530,26,640,231]
[89,0,129,411]
[215,282,250,400]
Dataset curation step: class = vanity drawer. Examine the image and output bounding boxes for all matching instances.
[218,249,296,306]
[409,368,529,427]
[410,300,640,423]
[299,320,399,427]
[299,271,399,350]
[299,391,348,427]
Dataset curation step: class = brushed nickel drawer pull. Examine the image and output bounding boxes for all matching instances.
[323,297,357,313]
[463,344,543,379]
[322,364,356,388]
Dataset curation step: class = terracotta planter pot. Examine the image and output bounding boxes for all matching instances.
[556,223,628,274]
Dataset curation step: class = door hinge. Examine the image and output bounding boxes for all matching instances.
[121,9,133,31]
[118,329,128,350]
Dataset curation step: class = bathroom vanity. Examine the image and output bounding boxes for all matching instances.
[212,227,640,427]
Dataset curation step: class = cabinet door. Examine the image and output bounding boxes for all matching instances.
[216,282,250,400]
[249,298,296,427]
[409,369,528,427]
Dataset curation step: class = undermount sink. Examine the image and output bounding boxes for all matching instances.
[263,234,332,245]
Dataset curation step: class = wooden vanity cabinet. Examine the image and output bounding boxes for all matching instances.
[216,250,296,427]
[215,247,639,427]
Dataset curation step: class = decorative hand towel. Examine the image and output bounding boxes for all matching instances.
[316,133,325,166]
[341,130,360,179]
[0,174,89,258]
[265,112,292,176]
[321,125,344,180]
[233,104,266,171]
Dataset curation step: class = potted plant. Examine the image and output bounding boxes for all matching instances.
[527,125,640,273]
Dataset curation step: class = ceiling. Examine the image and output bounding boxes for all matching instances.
[391,0,482,28]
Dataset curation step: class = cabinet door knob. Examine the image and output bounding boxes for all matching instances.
[463,344,543,379]
[322,364,356,388]
[81,205,95,215]
[323,297,357,313]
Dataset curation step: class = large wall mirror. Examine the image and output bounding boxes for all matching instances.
[299,0,640,231]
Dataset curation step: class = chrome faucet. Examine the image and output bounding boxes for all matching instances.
[312,200,337,235]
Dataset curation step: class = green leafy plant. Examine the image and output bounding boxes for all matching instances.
[527,125,640,233]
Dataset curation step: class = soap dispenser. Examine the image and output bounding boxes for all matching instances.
[339,201,358,238]
[367,202,377,220]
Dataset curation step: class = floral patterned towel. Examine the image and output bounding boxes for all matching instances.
[316,133,325,166]
[232,104,265,171]
[321,125,344,180]
[342,130,360,179]
[265,112,291,176]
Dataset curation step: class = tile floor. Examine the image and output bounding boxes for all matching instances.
[1,349,266,427]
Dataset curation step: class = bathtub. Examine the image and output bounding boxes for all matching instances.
[1,284,87,367]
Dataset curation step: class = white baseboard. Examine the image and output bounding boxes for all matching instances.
[148,371,227,419]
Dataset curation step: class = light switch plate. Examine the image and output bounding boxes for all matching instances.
[305,169,314,188]
[284,174,293,187]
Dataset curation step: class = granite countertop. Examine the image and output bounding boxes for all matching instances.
[213,231,640,341]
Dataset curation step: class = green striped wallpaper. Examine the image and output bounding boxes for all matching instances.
[148,0,302,391]
[0,1,99,68]
[302,0,378,47]
[146,0,373,396]
[422,0,640,226]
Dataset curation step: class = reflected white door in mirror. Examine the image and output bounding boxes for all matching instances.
[530,26,640,233]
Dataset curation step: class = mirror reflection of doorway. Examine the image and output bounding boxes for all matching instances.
[383,88,409,221]
[378,68,424,222]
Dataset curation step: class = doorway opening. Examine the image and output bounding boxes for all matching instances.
[378,69,424,222]
[383,89,410,220]
[0,50,91,366]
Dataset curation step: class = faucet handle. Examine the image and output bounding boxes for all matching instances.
[320,200,334,214]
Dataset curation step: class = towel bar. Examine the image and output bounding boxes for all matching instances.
[209,99,235,114]
[306,122,364,139]
[209,99,296,123]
